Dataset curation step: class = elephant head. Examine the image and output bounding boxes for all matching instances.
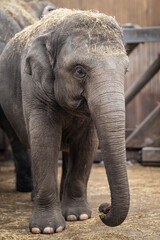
[24,9,130,227]
[42,3,56,17]
[29,1,56,18]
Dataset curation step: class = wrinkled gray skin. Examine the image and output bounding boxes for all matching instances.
[0,14,129,234]
[0,2,56,191]
[0,8,33,192]
[0,9,20,54]
[30,1,56,18]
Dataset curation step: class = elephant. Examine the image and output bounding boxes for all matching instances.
[0,8,21,54]
[0,0,56,29]
[28,0,56,18]
[0,8,33,192]
[0,0,56,191]
[0,9,130,234]
[0,0,37,29]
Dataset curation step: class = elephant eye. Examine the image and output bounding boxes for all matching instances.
[73,65,87,79]
[125,69,129,74]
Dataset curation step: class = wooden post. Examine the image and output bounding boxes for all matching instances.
[125,55,160,105]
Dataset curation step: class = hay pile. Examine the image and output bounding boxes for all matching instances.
[11,8,126,55]
[0,0,37,28]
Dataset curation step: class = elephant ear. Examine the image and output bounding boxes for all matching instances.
[24,32,55,93]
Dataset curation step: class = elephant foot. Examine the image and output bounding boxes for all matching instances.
[29,208,65,234]
[67,213,89,221]
[31,226,64,234]
[62,199,91,221]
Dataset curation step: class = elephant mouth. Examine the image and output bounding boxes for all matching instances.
[63,98,90,118]
[79,98,90,114]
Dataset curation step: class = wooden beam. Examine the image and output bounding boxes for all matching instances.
[123,27,160,43]
[125,43,139,55]
[142,147,160,161]
[142,147,160,166]
[126,104,160,148]
[125,55,160,105]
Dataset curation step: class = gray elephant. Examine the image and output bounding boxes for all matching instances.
[0,0,56,191]
[0,8,20,53]
[28,0,56,18]
[0,8,33,192]
[0,9,130,234]
[0,7,19,162]
[0,0,56,29]
[0,0,37,29]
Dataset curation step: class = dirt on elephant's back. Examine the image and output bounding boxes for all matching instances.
[0,163,160,240]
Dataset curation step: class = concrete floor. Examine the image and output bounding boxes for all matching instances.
[0,163,160,240]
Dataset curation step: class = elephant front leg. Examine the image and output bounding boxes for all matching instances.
[29,114,65,234]
[61,124,98,221]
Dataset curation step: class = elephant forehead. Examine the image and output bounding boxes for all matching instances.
[59,35,88,57]
[58,34,127,67]
[10,8,125,56]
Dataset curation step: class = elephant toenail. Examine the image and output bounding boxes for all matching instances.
[43,227,54,234]
[31,227,41,234]
[67,215,77,221]
[79,214,89,220]
[56,226,64,233]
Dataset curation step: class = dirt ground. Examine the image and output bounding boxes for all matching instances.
[0,162,160,240]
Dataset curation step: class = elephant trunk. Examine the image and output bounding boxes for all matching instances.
[86,72,130,227]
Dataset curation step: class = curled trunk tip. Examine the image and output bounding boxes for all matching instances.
[98,197,130,227]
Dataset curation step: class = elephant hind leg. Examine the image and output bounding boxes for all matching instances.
[60,152,69,200]
[0,106,33,192]
[10,136,33,192]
